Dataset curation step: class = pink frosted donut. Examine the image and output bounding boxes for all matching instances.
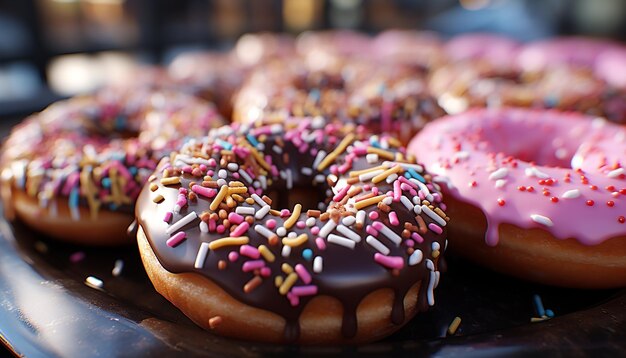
[595,47,626,90]
[409,108,626,288]
[444,33,520,67]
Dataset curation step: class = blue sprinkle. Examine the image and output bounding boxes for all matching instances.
[216,139,233,150]
[69,188,79,208]
[302,249,313,261]
[109,203,119,211]
[115,115,127,130]
[545,309,555,318]
[246,134,259,147]
[129,167,138,176]
[544,95,559,107]
[102,178,111,188]
[407,168,426,183]
[308,89,320,101]
[369,138,381,148]
[533,294,546,317]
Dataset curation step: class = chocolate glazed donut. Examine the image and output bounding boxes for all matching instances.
[136,118,448,344]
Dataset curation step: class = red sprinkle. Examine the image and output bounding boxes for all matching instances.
[497,198,506,206]
[589,185,598,190]
[527,186,535,192]
[550,197,558,203]
[619,216,625,224]
[517,186,526,191]
[586,200,594,206]
[607,201,615,207]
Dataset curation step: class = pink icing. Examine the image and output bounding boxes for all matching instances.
[409,108,626,246]
[444,33,520,67]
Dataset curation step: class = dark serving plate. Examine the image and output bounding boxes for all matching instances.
[0,207,624,357]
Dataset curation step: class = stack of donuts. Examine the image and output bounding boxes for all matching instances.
[1,30,624,344]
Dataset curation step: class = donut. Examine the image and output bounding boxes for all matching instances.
[409,108,626,288]
[233,32,296,68]
[443,33,520,68]
[296,30,372,72]
[136,118,449,344]
[372,30,444,69]
[0,89,225,245]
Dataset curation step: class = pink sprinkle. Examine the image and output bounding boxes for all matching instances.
[239,244,260,259]
[428,223,443,234]
[182,165,193,173]
[374,253,404,270]
[192,185,216,198]
[231,222,250,237]
[388,212,399,226]
[266,219,277,230]
[199,164,207,172]
[295,264,312,284]
[232,172,240,179]
[291,285,318,296]
[296,221,306,229]
[418,191,425,200]
[208,158,217,167]
[166,232,186,247]
[228,251,239,262]
[178,187,188,195]
[228,212,244,224]
[330,165,338,175]
[372,187,379,195]
[411,232,424,243]
[315,237,326,250]
[163,212,173,222]
[399,176,418,188]
[393,180,401,202]
[409,188,417,196]
[369,211,379,220]
[242,260,265,272]
[207,170,214,176]
[332,184,351,202]
[216,225,225,234]
[310,226,320,235]
[280,209,290,217]
[70,251,85,263]
[405,239,415,247]
[287,292,300,306]
[175,194,187,207]
[440,203,447,211]
[260,267,271,277]
[209,219,217,232]
[353,146,367,155]
[191,167,203,177]
[366,225,379,237]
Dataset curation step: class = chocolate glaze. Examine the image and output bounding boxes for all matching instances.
[136,119,448,342]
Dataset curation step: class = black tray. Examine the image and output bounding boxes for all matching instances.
[0,210,624,357]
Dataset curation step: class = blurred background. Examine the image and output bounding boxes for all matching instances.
[0,0,625,119]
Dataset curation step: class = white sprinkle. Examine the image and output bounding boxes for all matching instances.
[287,231,297,238]
[561,189,581,199]
[375,222,402,246]
[238,169,253,183]
[425,259,436,306]
[217,178,227,187]
[530,214,553,227]
[366,153,379,163]
[413,205,422,215]
[259,175,267,190]
[382,196,393,206]
[313,256,323,273]
[218,169,227,179]
[421,205,447,227]
[166,212,198,235]
[286,169,293,189]
[607,168,624,178]
[312,150,327,170]
[199,221,209,233]
[273,145,283,154]
[301,167,313,176]
[306,217,317,227]
[254,205,270,219]
[359,169,384,182]
[336,225,361,242]
[410,178,431,198]
[194,243,210,269]
[236,206,256,216]
[327,234,356,249]
[254,225,275,239]
[525,166,550,179]
[85,276,104,290]
[401,196,414,211]
[488,168,508,181]
[227,163,239,171]
[319,220,337,238]
[251,193,266,207]
[366,235,390,255]
[386,173,398,184]
[112,260,124,277]
[408,250,423,266]
[432,242,441,251]
[356,210,366,228]
[384,161,423,172]
[341,216,356,226]
[453,151,470,161]
[282,245,291,257]
[412,196,421,205]
[495,179,507,189]
[277,227,287,237]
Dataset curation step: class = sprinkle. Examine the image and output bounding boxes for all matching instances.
[372,221,402,245]
[291,285,318,296]
[192,185,216,198]
[488,168,508,181]
[447,317,462,336]
[167,232,187,247]
[355,210,366,229]
[366,235,390,255]
[153,194,164,203]
[421,205,447,227]
[561,189,580,199]
[336,225,361,242]
[295,264,312,284]
[327,234,356,249]
[350,164,387,178]
[302,249,313,261]
[163,211,173,222]
[428,223,443,234]
[254,225,276,239]
[318,220,337,238]
[242,260,265,272]
[408,249,423,265]
[243,276,263,293]
[256,245,275,262]
[313,256,323,273]
[150,183,158,191]
[317,134,355,171]
[166,212,198,235]
[208,236,249,250]
[282,233,308,247]
[85,276,104,290]
[495,179,507,189]
[239,244,260,259]
[372,165,403,184]
[533,294,546,317]
[525,167,550,179]
[367,147,395,160]
[209,185,229,210]
[160,177,181,186]
[426,260,437,306]
[112,259,124,276]
[530,214,553,227]
[374,253,404,270]
[388,212,399,226]
[279,272,298,295]
[358,169,385,182]
[251,193,266,207]
[354,194,387,210]
[607,168,624,178]
[283,204,302,229]
[236,206,256,216]
[194,242,210,269]
[199,221,208,233]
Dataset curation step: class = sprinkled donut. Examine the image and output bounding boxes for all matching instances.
[0,89,224,245]
[136,118,448,343]
[409,108,626,288]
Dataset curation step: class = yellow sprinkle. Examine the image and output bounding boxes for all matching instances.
[434,207,447,219]
[245,198,255,205]
[349,164,387,178]
[372,165,403,184]
[153,194,164,203]
[247,144,271,171]
[274,276,284,287]
[387,137,402,148]
[354,195,387,210]
[208,236,249,250]
[281,263,294,274]
[283,204,302,230]
[447,316,462,335]
[210,185,229,211]
[432,250,440,258]
[279,272,298,295]
[366,147,395,160]
[228,181,245,187]
[258,245,275,262]
[160,177,181,186]
[228,186,248,195]
[282,233,308,247]
[150,183,158,191]
[317,133,355,171]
